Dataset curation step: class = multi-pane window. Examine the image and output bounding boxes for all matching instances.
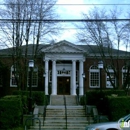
[10,65,18,87]
[122,66,130,88]
[49,70,52,82]
[106,66,115,88]
[89,65,100,88]
[0,71,3,87]
[28,67,38,87]
[76,70,78,83]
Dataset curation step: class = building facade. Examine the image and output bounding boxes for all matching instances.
[0,40,128,96]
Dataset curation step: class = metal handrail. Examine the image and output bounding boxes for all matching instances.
[76,87,79,105]
[84,94,87,115]
[24,117,41,130]
[76,93,79,105]
[43,95,49,126]
[63,95,67,129]
[84,94,91,124]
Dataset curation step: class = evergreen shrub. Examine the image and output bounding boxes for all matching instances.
[0,95,23,129]
[107,96,130,121]
[13,91,46,105]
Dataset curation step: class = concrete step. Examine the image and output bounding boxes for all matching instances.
[29,124,88,130]
[50,95,77,105]
[29,125,87,130]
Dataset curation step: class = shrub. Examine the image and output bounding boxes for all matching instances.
[107,96,130,121]
[13,91,46,105]
[0,95,23,129]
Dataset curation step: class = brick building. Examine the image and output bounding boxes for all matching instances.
[0,40,128,96]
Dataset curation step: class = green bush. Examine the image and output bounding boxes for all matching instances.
[107,96,130,121]
[13,91,46,105]
[79,96,85,105]
[85,90,108,115]
[0,95,23,129]
[102,90,126,96]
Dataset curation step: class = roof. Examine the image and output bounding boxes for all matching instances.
[0,40,128,57]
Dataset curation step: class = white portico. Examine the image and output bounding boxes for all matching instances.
[42,40,86,96]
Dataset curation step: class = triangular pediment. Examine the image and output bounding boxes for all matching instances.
[42,40,86,53]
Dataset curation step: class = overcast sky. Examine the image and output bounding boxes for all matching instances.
[53,0,130,48]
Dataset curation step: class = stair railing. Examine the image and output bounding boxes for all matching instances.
[84,94,87,115]
[43,95,49,126]
[76,87,79,105]
[63,95,67,129]
[84,94,91,124]
[24,117,41,130]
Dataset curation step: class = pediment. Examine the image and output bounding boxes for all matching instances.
[42,40,86,53]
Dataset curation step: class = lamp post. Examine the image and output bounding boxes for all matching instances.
[28,60,34,114]
[98,61,103,92]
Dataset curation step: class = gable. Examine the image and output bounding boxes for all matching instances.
[42,40,86,53]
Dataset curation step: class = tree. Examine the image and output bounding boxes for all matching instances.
[0,0,59,90]
[76,7,130,89]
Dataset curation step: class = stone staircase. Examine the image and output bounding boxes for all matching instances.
[28,95,93,130]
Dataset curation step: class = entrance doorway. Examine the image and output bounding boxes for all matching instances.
[57,77,70,95]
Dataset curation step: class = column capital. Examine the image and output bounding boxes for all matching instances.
[79,59,85,62]
[44,59,49,62]
[52,60,56,62]
[72,60,76,62]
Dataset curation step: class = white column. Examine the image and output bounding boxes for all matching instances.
[45,60,49,95]
[52,60,57,95]
[72,60,76,95]
[79,60,84,95]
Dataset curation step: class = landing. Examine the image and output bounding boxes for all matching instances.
[50,95,78,106]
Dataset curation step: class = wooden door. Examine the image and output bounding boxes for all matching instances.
[57,77,70,95]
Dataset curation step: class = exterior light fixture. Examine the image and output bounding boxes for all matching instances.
[29,60,34,68]
[43,72,46,77]
[82,73,86,78]
[98,60,103,69]
[62,68,66,74]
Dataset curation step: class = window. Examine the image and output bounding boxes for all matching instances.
[122,66,130,88]
[0,71,3,87]
[28,67,38,87]
[10,65,18,87]
[49,70,52,82]
[106,66,115,88]
[89,65,100,88]
[76,70,78,83]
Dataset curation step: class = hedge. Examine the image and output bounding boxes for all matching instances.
[0,95,23,129]
[107,96,130,121]
[81,90,130,121]
[13,91,46,105]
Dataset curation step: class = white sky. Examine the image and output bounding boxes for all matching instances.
[52,0,130,51]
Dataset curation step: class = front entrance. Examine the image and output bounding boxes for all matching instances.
[57,77,70,95]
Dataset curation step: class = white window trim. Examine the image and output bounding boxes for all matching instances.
[10,65,17,87]
[49,70,52,82]
[89,65,100,88]
[0,71,3,87]
[106,69,115,88]
[27,67,38,87]
[122,66,130,89]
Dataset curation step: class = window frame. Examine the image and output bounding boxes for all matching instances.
[106,66,116,88]
[28,67,38,87]
[0,70,3,87]
[10,65,18,87]
[122,66,130,88]
[89,65,100,88]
